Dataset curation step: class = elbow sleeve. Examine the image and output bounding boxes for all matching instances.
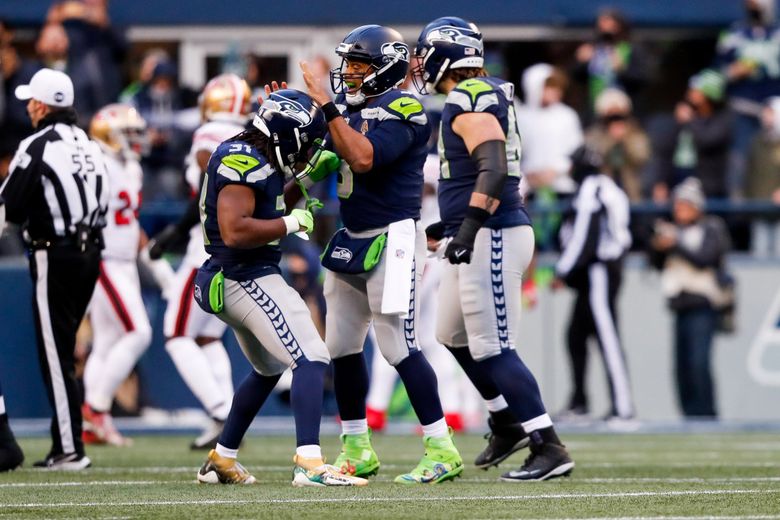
[471,140,508,200]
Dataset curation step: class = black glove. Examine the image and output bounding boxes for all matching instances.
[147,224,179,260]
[444,237,474,264]
[425,221,445,241]
[445,207,490,265]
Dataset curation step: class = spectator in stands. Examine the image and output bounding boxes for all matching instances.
[119,48,171,103]
[130,59,197,200]
[716,0,780,198]
[584,88,650,202]
[36,23,68,71]
[517,64,583,250]
[650,70,733,203]
[649,178,731,418]
[0,19,37,177]
[44,0,128,126]
[0,20,35,256]
[517,64,583,196]
[745,96,780,256]
[572,8,649,119]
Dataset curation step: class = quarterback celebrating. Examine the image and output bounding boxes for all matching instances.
[195,89,365,487]
[414,17,574,481]
[299,25,463,483]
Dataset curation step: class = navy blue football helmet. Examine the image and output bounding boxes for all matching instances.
[413,17,484,94]
[330,25,410,105]
[252,89,327,177]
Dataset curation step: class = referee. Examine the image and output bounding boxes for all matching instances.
[554,146,635,423]
[0,68,108,469]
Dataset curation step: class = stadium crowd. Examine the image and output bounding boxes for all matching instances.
[0,0,778,479]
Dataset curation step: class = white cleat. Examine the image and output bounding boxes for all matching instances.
[291,455,368,487]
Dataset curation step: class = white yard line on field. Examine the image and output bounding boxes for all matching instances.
[0,480,169,488]
[4,488,780,508]
[587,461,779,468]
[47,460,780,474]
[4,476,780,487]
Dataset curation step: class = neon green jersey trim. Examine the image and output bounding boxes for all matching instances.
[457,78,493,103]
[221,154,260,176]
[387,97,424,120]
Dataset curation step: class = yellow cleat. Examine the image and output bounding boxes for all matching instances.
[197,449,256,484]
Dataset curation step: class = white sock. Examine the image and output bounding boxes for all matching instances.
[83,347,106,410]
[421,417,449,438]
[521,413,553,433]
[0,395,5,416]
[296,444,322,459]
[166,337,231,420]
[341,419,368,435]
[485,395,509,413]
[215,443,238,459]
[201,340,234,405]
[89,329,151,412]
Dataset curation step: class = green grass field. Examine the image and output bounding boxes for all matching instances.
[2,432,779,519]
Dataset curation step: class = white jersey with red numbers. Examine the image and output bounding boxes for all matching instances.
[182,119,246,267]
[102,150,143,261]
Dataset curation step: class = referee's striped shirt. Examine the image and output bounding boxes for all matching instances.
[556,173,632,278]
[0,116,109,241]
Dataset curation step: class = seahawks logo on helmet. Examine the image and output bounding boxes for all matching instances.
[426,26,482,50]
[268,96,313,126]
[380,41,409,63]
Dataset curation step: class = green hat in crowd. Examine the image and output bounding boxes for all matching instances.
[689,69,726,102]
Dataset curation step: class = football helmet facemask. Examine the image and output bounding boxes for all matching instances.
[89,103,148,160]
[413,16,484,95]
[199,73,252,124]
[251,89,328,179]
[330,24,410,106]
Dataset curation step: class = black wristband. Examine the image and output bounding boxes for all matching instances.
[454,207,491,247]
[321,102,341,122]
[465,206,491,225]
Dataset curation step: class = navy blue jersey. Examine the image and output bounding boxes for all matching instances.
[331,89,430,231]
[438,76,531,237]
[199,139,284,279]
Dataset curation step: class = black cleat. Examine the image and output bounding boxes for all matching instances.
[474,417,529,470]
[500,442,574,482]
[0,417,24,472]
[33,452,91,471]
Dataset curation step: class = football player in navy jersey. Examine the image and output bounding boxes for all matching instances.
[414,17,574,481]
[299,25,463,484]
[194,89,366,487]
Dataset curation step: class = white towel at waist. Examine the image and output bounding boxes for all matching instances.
[381,218,416,316]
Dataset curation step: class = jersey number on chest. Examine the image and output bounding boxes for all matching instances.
[115,191,141,226]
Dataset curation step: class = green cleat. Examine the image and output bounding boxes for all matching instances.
[334,430,381,477]
[394,432,463,484]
